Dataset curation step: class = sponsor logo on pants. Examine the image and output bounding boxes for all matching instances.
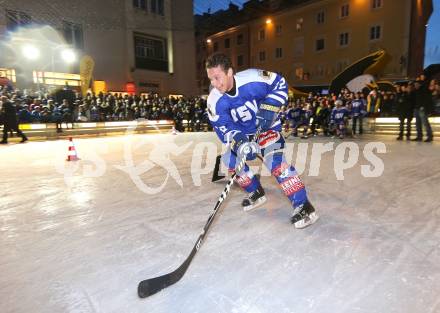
[280,176,304,196]
[236,175,252,188]
[272,162,290,177]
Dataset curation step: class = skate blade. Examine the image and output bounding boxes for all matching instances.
[294,212,320,229]
[243,196,267,212]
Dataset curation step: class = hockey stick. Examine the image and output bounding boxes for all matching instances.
[138,129,262,298]
[211,155,226,182]
[212,154,264,182]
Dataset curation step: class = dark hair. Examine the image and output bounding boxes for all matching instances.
[205,53,233,72]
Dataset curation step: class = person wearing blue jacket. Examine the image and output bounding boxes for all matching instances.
[205,53,318,229]
[351,92,365,136]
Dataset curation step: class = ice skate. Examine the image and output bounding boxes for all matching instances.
[291,200,319,229]
[242,185,267,211]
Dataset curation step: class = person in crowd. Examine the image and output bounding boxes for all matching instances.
[0,95,28,144]
[367,89,381,117]
[331,99,349,139]
[412,80,434,142]
[351,92,365,136]
[286,101,303,137]
[395,84,412,140]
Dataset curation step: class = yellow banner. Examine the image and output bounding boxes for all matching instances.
[80,55,95,97]
[93,80,107,94]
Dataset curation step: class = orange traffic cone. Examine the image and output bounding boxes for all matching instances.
[66,137,79,161]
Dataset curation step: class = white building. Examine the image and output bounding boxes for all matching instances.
[0,0,197,96]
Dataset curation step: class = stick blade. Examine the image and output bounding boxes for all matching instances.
[138,256,192,298]
[138,272,177,298]
[211,155,226,182]
[211,173,226,182]
[138,278,165,298]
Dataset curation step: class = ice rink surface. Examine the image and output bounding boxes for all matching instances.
[1,132,439,313]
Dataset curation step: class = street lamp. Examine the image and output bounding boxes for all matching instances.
[21,44,40,60]
[60,49,76,64]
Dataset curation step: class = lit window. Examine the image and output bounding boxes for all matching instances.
[275,47,283,59]
[317,11,325,24]
[372,0,383,9]
[258,29,265,40]
[316,38,325,51]
[339,32,349,46]
[340,4,349,18]
[296,18,303,31]
[294,66,303,80]
[276,24,282,36]
[370,25,381,40]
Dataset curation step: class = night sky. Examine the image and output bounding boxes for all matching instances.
[193,0,247,15]
[193,0,440,67]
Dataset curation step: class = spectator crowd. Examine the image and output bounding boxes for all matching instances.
[1,74,439,141]
[0,85,210,133]
[281,75,439,142]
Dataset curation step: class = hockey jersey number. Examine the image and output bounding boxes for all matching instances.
[231,105,252,122]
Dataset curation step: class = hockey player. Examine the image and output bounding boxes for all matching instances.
[286,102,303,137]
[205,53,319,229]
[332,99,350,139]
[350,92,365,136]
[300,103,313,139]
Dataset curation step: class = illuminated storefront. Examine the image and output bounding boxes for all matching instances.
[0,68,17,83]
[32,71,80,87]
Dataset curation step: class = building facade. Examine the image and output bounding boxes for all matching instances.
[203,0,432,91]
[0,0,197,95]
[194,0,275,94]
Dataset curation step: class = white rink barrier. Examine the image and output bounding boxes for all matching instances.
[3,117,439,139]
[367,117,440,136]
[12,120,175,139]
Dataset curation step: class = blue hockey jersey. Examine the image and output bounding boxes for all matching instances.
[207,69,288,144]
[351,99,365,117]
[287,107,302,122]
[332,107,349,124]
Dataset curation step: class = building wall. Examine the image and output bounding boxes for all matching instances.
[407,0,433,78]
[168,0,197,96]
[207,24,251,72]
[0,0,197,95]
[205,0,431,89]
